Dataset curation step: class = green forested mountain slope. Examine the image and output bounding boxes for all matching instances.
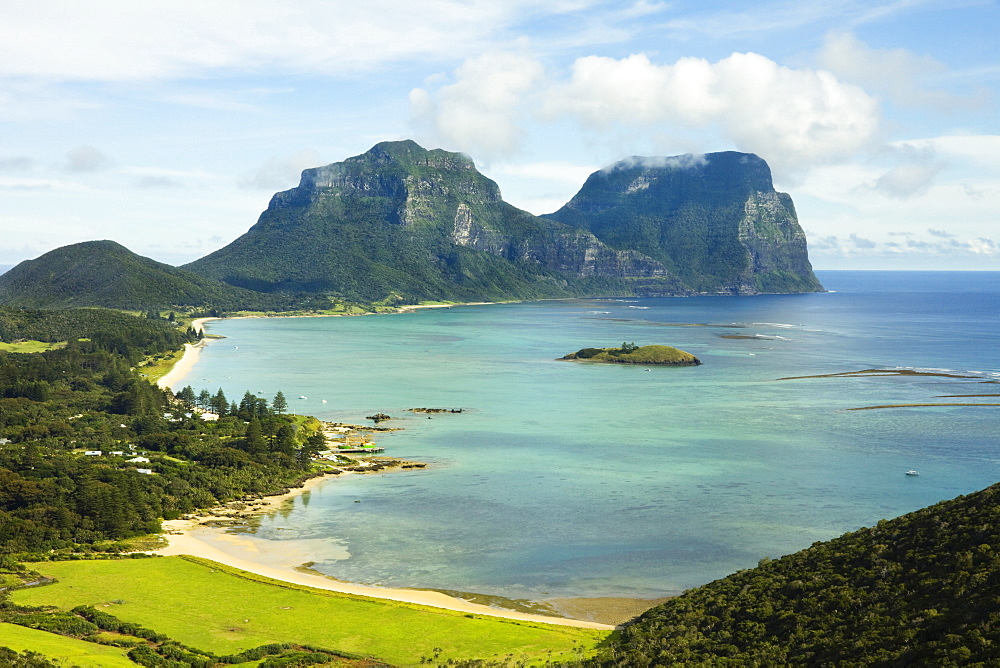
[585,482,1000,666]
[546,152,824,294]
[0,241,267,310]
[184,140,663,303]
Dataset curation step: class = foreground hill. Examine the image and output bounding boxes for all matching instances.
[547,152,823,294]
[0,241,267,310]
[585,481,1000,665]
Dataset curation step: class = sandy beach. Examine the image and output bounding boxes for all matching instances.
[156,318,216,390]
[155,473,614,630]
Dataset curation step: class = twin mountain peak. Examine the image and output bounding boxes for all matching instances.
[0,140,823,309]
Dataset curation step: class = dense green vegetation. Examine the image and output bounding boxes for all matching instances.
[0,308,326,554]
[562,342,701,366]
[0,306,196,351]
[580,482,1000,666]
[0,241,277,311]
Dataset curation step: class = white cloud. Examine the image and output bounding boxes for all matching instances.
[602,154,708,173]
[414,50,882,176]
[0,1,591,81]
[817,31,978,110]
[489,160,598,187]
[546,52,881,176]
[871,160,945,199]
[483,159,600,214]
[411,51,545,160]
[899,135,1000,167]
[136,175,183,189]
[848,233,877,249]
[968,237,998,256]
[791,130,1000,269]
[239,150,325,190]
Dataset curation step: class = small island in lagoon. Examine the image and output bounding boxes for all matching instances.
[561,341,702,366]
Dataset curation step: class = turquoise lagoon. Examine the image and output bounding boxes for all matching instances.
[184,271,999,600]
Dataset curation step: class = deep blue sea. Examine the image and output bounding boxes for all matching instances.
[182,271,999,600]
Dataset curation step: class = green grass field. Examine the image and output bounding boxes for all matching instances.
[0,340,63,353]
[11,557,608,665]
[0,622,136,667]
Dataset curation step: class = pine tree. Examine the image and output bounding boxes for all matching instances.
[177,385,196,406]
[272,390,288,415]
[274,424,296,456]
[297,432,326,467]
[243,416,266,455]
[210,388,229,416]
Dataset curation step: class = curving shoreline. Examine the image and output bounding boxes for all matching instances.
[150,309,664,628]
[152,324,616,628]
[156,317,217,390]
[154,474,614,630]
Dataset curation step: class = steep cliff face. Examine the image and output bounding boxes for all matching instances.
[546,152,824,295]
[185,140,663,302]
[184,141,820,303]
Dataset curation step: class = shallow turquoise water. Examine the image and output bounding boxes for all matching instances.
[184,271,999,599]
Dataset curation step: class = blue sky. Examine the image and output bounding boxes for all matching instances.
[1,0,998,270]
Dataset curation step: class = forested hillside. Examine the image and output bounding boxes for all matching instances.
[0,308,326,553]
[0,241,273,311]
[583,482,1000,666]
[0,307,195,352]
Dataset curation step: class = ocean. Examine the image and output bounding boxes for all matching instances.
[182,271,999,600]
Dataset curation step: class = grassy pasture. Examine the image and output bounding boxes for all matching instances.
[0,339,63,353]
[0,621,135,667]
[137,345,187,382]
[11,556,607,665]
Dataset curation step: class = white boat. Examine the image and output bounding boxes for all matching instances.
[905,470,919,476]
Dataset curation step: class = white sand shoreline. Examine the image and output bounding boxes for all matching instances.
[154,473,613,630]
[156,318,217,390]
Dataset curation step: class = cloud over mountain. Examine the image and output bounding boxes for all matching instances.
[413,50,881,176]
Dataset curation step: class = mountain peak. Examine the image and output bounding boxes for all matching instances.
[596,151,774,195]
[352,139,476,171]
